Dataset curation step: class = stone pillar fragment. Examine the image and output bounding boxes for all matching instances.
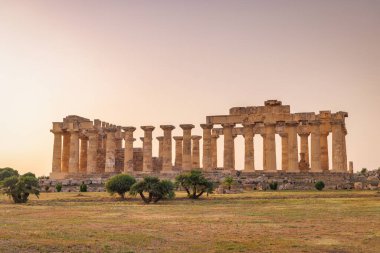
[299,133,310,166]
[286,121,299,172]
[105,128,117,173]
[61,132,70,173]
[243,124,255,172]
[160,125,175,172]
[123,127,136,173]
[68,130,80,174]
[310,121,322,172]
[191,135,202,169]
[349,161,353,174]
[211,132,219,169]
[51,130,62,173]
[86,129,98,174]
[200,124,213,171]
[261,133,267,170]
[180,124,194,171]
[280,133,288,171]
[331,121,346,172]
[264,123,277,172]
[156,136,164,159]
[173,136,183,168]
[222,123,235,170]
[141,126,155,172]
[320,133,329,171]
[79,137,88,173]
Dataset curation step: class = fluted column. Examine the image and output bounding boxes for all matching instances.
[343,127,348,171]
[173,136,183,168]
[61,132,70,173]
[115,126,123,150]
[331,121,346,172]
[280,133,288,171]
[243,124,254,172]
[320,132,329,171]
[51,130,62,173]
[86,129,98,174]
[191,135,202,169]
[79,137,88,173]
[156,136,164,159]
[261,133,267,170]
[299,133,310,166]
[68,130,80,174]
[123,127,136,173]
[141,126,155,172]
[211,132,219,168]
[232,134,237,169]
[161,125,175,172]
[264,123,277,172]
[105,128,117,173]
[310,121,322,172]
[222,123,235,170]
[286,121,299,172]
[180,124,194,171]
[200,124,213,171]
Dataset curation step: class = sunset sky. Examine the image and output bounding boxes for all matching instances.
[0,0,379,176]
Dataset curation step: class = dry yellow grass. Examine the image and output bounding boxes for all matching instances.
[0,190,379,253]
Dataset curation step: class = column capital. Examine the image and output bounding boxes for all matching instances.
[122,126,136,132]
[191,135,202,141]
[200,123,213,129]
[156,136,164,141]
[160,125,175,131]
[141,126,155,131]
[180,124,195,130]
[173,136,183,141]
[299,132,310,137]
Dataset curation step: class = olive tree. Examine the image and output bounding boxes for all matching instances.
[1,173,40,203]
[105,174,136,199]
[130,176,175,204]
[175,170,214,199]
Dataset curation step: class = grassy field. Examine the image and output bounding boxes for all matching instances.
[0,190,379,253]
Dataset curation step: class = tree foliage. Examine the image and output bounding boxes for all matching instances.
[130,176,175,204]
[175,170,214,199]
[223,176,234,190]
[1,174,40,203]
[315,181,325,191]
[0,167,19,181]
[105,174,136,199]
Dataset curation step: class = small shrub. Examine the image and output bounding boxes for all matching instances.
[315,181,325,191]
[130,177,175,204]
[44,185,50,192]
[1,174,40,203]
[223,176,234,190]
[79,182,87,192]
[55,183,62,192]
[269,182,278,190]
[361,168,367,175]
[175,170,214,199]
[106,174,136,199]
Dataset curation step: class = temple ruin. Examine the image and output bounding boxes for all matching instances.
[50,100,349,179]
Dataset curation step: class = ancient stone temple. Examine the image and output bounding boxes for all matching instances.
[50,100,349,179]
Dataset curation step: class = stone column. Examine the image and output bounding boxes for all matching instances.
[211,132,219,168]
[160,125,175,172]
[123,127,136,173]
[232,134,237,169]
[343,127,348,171]
[280,133,288,171]
[51,130,62,173]
[156,136,164,159]
[264,123,277,172]
[200,124,213,171]
[243,124,255,172]
[141,126,155,172]
[86,129,98,174]
[286,121,299,172]
[299,133,310,166]
[61,132,70,173]
[173,136,183,168]
[222,123,235,170]
[115,126,123,150]
[191,135,202,169]
[68,130,80,174]
[310,121,322,172]
[320,132,329,171]
[79,137,88,173]
[261,133,267,170]
[331,121,346,172]
[105,128,117,173]
[180,124,194,171]
[349,161,354,174]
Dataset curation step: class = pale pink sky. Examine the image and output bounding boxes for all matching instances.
[0,0,379,176]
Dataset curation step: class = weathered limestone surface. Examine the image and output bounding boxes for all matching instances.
[191,135,202,169]
[105,128,117,173]
[243,124,254,171]
[123,127,136,173]
[201,124,213,171]
[211,132,219,168]
[141,126,155,172]
[222,123,235,170]
[173,136,183,168]
[286,121,299,172]
[160,125,175,172]
[264,123,277,172]
[180,124,194,171]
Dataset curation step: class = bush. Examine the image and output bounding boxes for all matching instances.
[0,167,19,181]
[55,183,62,192]
[315,181,325,191]
[269,181,278,190]
[130,176,175,204]
[175,170,214,199]
[361,168,367,174]
[79,182,87,192]
[223,176,234,190]
[0,174,40,203]
[106,174,136,199]
[44,185,50,192]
